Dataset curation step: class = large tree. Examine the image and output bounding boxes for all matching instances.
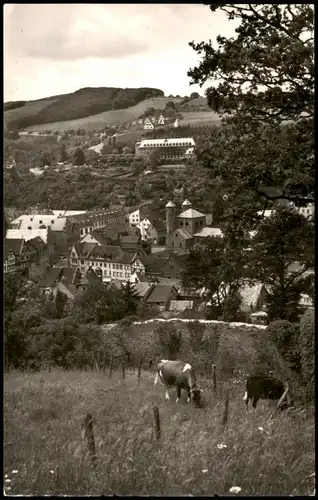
[188,4,314,207]
[247,206,315,322]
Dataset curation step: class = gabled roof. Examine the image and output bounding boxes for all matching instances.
[38,267,63,287]
[182,199,191,206]
[72,242,96,258]
[133,282,155,299]
[60,267,78,286]
[178,208,206,219]
[118,252,134,265]
[5,238,24,259]
[146,284,177,303]
[80,230,110,246]
[121,235,140,244]
[145,255,168,273]
[87,245,124,261]
[26,236,47,251]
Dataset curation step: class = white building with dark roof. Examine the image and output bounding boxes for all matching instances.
[135,137,196,161]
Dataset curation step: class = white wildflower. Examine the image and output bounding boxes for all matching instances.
[258,426,264,431]
[5,479,11,483]
[202,469,208,473]
[5,475,8,478]
[12,470,18,474]
[217,443,227,449]
[5,486,12,491]
[229,486,242,494]
[49,470,55,474]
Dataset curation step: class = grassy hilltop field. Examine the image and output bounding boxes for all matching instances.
[4,86,220,132]
[4,320,315,496]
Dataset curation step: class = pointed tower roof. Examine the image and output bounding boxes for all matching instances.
[166,200,176,208]
[182,199,191,207]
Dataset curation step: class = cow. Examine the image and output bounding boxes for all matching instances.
[154,359,203,406]
[243,375,286,410]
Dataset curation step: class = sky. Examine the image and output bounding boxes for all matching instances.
[4,4,239,102]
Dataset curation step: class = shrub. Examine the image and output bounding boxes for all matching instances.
[155,323,182,359]
[267,320,301,373]
[299,310,315,405]
[187,320,205,349]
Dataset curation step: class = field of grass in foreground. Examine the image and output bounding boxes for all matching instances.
[4,369,315,496]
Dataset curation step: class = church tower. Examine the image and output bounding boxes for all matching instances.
[165,200,176,247]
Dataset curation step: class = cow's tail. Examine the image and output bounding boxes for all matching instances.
[154,372,159,385]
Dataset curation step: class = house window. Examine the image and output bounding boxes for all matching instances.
[180,221,183,226]
[185,221,189,226]
[180,242,182,248]
[120,272,123,278]
[119,264,123,270]
[200,220,203,226]
[85,228,88,234]
[81,260,84,264]
[91,262,94,266]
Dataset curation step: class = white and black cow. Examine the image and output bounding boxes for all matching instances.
[243,375,285,409]
[154,359,203,406]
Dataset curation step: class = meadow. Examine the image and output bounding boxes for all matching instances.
[4,366,315,496]
[22,97,184,132]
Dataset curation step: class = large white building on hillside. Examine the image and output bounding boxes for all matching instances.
[135,138,196,161]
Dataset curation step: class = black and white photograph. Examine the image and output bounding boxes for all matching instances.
[4,3,314,496]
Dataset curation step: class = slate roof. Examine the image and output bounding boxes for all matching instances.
[27,236,47,251]
[80,230,110,246]
[73,242,96,258]
[166,201,176,208]
[146,284,177,303]
[86,245,124,261]
[174,228,193,239]
[121,235,140,244]
[178,208,205,219]
[145,256,167,273]
[60,267,78,286]
[5,238,23,259]
[133,282,154,299]
[38,267,63,287]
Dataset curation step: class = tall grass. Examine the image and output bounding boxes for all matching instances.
[4,369,315,496]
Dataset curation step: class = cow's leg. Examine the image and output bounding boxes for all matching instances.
[176,386,181,403]
[187,388,191,404]
[154,373,158,385]
[165,386,170,400]
[243,391,249,410]
[252,396,259,409]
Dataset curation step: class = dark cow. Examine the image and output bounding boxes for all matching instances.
[243,375,285,409]
[154,359,203,406]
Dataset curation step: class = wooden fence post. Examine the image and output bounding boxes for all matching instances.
[138,356,142,381]
[103,345,107,374]
[109,355,113,379]
[81,412,97,468]
[153,406,161,440]
[122,361,125,381]
[212,364,217,393]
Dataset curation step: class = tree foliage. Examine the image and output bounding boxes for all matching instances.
[299,309,315,405]
[247,207,314,322]
[188,4,314,206]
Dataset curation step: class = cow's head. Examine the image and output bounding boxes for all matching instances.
[190,388,203,406]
